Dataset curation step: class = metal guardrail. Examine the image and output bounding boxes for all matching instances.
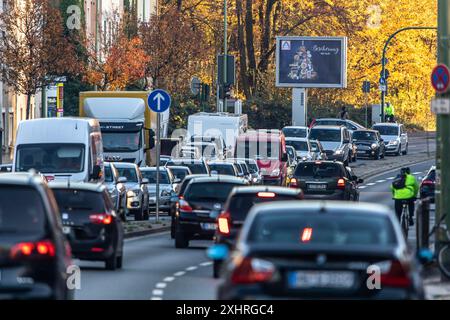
[416,198,432,251]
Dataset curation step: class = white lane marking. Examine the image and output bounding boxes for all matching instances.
[413,172,421,175]
[376,180,386,183]
[150,297,162,300]
[186,266,198,271]
[387,177,395,180]
[200,261,213,267]
[163,277,175,282]
[359,186,367,189]
[367,183,376,186]
[152,289,164,296]
[156,282,167,289]
[174,271,186,277]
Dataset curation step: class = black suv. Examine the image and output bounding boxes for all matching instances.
[173,175,248,248]
[0,173,73,300]
[353,129,386,160]
[289,161,363,201]
[212,186,304,278]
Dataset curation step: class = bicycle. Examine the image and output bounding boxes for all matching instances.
[399,199,410,239]
[428,214,450,279]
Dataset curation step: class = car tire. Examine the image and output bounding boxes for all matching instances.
[213,260,222,279]
[133,208,143,221]
[105,253,117,270]
[396,144,402,156]
[402,143,408,155]
[175,232,189,248]
[116,254,123,269]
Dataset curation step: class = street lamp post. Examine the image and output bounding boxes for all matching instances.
[222,0,227,113]
[380,26,437,121]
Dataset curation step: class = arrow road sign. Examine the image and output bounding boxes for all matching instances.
[148,89,171,113]
[431,64,450,94]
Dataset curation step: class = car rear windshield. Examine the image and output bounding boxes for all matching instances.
[116,167,138,183]
[282,128,307,138]
[286,140,308,151]
[167,161,208,174]
[246,162,259,173]
[0,186,46,236]
[228,193,300,221]
[309,129,341,142]
[52,189,105,212]
[373,126,399,136]
[185,182,240,202]
[295,163,345,178]
[141,171,170,184]
[353,131,377,141]
[247,212,396,246]
[209,164,235,176]
[315,120,345,127]
[169,168,189,180]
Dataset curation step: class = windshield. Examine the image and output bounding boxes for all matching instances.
[373,126,399,136]
[52,189,105,212]
[188,143,216,158]
[185,182,240,202]
[104,166,114,183]
[141,171,170,184]
[0,186,46,236]
[16,143,85,174]
[116,167,138,183]
[309,129,341,142]
[248,212,396,246]
[236,141,280,160]
[286,140,309,152]
[282,128,307,138]
[167,161,208,174]
[209,164,236,176]
[247,163,259,174]
[169,168,189,181]
[102,132,141,152]
[295,163,345,178]
[353,131,377,141]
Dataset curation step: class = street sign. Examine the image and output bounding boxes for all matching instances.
[148,89,171,113]
[362,81,371,93]
[379,77,386,85]
[431,64,450,94]
[379,84,387,92]
[190,77,201,95]
[380,69,390,79]
[381,57,388,65]
[431,98,450,114]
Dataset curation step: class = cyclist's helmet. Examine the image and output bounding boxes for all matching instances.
[400,167,411,175]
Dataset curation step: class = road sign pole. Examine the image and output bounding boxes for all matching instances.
[223,0,228,113]
[156,112,160,223]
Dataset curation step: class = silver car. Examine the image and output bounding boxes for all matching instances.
[373,123,408,156]
[140,167,176,214]
[285,137,315,161]
[113,162,150,221]
[104,162,127,214]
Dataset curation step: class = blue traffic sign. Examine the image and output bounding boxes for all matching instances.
[431,64,450,94]
[148,89,171,113]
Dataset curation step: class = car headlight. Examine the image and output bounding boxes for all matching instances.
[127,190,139,197]
[161,190,171,197]
[270,169,281,177]
[334,149,344,155]
[252,177,259,183]
[389,140,399,146]
[371,143,378,150]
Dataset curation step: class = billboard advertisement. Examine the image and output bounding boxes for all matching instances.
[276,36,347,88]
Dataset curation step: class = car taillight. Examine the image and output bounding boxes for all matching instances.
[290,178,299,188]
[10,240,56,259]
[337,178,346,189]
[89,213,113,225]
[379,260,411,288]
[218,212,231,235]
[422,180,434,186]
[231,257,275,284]
[257,192,276,198]
[179,199,193,212]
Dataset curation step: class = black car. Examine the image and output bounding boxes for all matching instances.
[166,159,210,175]
[173,175,248,248]
[0,173,73,300]
[217,201,425,300]
[212,186,304,278]
[289,161,363,201]
[50,182,125,270]
[353,130,386,160]
[420,166,435,203]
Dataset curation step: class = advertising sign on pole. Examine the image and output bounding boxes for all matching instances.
[56,83,64,117]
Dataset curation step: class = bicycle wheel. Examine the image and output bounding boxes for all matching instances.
[438,244,450,279]
[400,208,409,239]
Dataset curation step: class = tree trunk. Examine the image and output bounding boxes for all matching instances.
[26,93,32,120]
[259,0,276,73]
[244,0,256,94]
[236,0,250,98]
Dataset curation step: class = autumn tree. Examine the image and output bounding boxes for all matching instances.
[0,0,78,119]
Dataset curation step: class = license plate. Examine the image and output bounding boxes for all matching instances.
[288,271,355,289]
[200,223,217,230]
[62,226,71,235]
[308,184,327,190]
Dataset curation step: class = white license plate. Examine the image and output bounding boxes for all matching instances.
[201,223,217,230]
[308,184,327,190]
[62,226,71,235]
[288,271,355,289]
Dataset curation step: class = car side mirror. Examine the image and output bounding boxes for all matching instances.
[142,178,149,185]
[173,178,181,183]
[91,165,102,180]
[118,176,127,184]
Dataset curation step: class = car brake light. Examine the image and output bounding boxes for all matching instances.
[10,240,56,259]
[231,257,275,284]
[218,212,231,235]
[89,213,113,225]
[257,192,276,198]
[301,227,313,242]
[337,178,346,189]
[380,260,411,288]
[422,180,434,186]
[290,178,299,188]
[179,199,193,212]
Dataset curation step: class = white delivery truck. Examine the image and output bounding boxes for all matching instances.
[187,112,248,157]
[80,91,170,167]
[13,118,104,183]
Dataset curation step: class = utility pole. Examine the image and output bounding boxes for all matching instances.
[437,0,450,248]
[222,0,227,113]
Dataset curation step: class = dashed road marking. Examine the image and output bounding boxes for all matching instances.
[387,177,395,180]
[200,261,213,267]
[156,283,167,289]
[376,180,386,183]
[186,266,198,271]
[174,271,186,277]
[150,297,162,300]
[152,289,164,296]
[359,186,367,189]
[367,183,376,186]
[163,277,175,282]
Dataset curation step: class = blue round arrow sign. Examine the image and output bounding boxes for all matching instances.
[148,89,171,113]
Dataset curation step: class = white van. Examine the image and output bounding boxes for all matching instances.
[13,118,104,183]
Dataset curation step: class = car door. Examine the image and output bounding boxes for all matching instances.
[345,167,358,199]
[400,125,407,150]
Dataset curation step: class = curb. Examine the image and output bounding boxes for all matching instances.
[124,226,171,239]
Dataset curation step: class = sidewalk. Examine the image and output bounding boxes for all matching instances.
[423,266,450,300]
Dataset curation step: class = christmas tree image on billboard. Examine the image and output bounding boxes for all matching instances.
[288,42,318,81]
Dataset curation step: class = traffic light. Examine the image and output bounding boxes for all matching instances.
[148,129,156,149]
[219,84,232,100]
[201,84,210,102]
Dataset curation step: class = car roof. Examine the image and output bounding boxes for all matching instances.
[208,161,234,166]
[48,182,105,192]
[315,118,346,122]
[188,175,247,184]
[0,172,46,186]
[166,165,191,171]
[112,162,137,168]
[168,159,204,164]
[297,160,344,167]
[231,186,302,196]
[140,166,168,172]
[310,125,344,130]
[283,126,308,129]
[373,122,401,127]
[354,129,378,133]
[285,137,309,142]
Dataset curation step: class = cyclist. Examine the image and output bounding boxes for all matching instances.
[391,167,419,226]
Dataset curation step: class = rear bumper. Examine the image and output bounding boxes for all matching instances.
[70,240,115,261]
[262,177,282,186]
[177,213,217,240]
[0,283,54,300]
[302,190,347,200]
